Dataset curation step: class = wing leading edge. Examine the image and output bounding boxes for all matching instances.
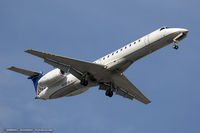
[25,49,106,81]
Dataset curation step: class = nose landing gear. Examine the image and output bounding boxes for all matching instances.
[173,39,179,50]
[172,32,185,50]
[173,44,179,50]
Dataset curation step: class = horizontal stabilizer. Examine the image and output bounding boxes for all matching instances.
[7,66,41,77]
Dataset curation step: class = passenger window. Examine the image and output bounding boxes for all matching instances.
[112,53,114,55]
[120,48,122,51]
[116,51,118,53]
[138,40,140,42]
[125,46,127,49]
[129,44,131,47]
[134,42,136,44]
[107,55,109,58]
[103,57,105,60]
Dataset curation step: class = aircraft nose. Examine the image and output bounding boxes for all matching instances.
[166,28,189,35]
[172,28,189,34]
[181,28,189,34]
[172,28,188,43]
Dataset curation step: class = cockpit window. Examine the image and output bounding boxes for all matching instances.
[160,27,169,31]
[160,27,165,31]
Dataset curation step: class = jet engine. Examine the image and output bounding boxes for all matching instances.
[38,68,66,87]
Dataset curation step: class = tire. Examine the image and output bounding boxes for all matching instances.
[105,89,113,97]
[109,91,113,97]
[80,79,88,86]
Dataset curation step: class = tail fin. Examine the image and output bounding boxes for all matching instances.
[7,66,43,94]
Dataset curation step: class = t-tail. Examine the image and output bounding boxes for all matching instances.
[7,66,45,96]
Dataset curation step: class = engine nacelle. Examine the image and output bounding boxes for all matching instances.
[38,68,65,87]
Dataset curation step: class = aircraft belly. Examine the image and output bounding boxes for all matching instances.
[49,85,76,99]
[65,87,89,97]
[48,82,97,99]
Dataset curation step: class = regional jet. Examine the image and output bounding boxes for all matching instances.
[8,27,188,104]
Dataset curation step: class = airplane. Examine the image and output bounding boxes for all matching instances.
[8,26,188,104]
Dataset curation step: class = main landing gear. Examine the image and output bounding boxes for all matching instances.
[80,73,88,86]
[105,83,114,97]
[80,78,88,86]
[105,89,113,97]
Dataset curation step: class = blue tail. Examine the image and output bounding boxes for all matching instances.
[28,74,43,94]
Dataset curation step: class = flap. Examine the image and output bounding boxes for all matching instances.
[115,88,134,100]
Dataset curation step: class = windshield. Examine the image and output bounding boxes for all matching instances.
[160,27,170,31]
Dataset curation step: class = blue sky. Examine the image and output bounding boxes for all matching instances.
[0,0,200,132]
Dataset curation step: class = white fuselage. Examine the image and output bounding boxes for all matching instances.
[37,27,188,100]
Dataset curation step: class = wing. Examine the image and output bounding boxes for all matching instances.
[112,73,151,104]
[25,49,106,80]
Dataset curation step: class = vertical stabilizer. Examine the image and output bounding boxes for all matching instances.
[28,74,43,94]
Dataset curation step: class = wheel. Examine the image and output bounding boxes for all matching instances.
[105,90,110,96]
[109,91,113,97]
[84,80,88,86]
[105,89,113,97]
[80,79,88,86]
[173,44,179,50]
[80,79,84,85]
